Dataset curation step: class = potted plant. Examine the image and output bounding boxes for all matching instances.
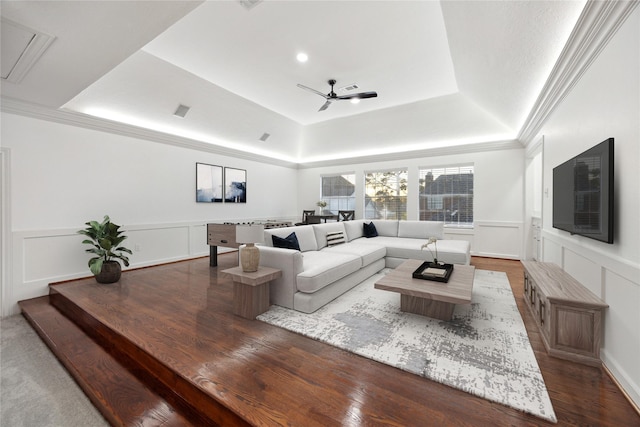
[78,215,132,283]
[421,237,440,265]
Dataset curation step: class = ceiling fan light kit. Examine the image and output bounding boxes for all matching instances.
[297,79,377,112]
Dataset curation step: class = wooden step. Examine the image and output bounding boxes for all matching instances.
[45,284,246,427]
[18,296,211,427]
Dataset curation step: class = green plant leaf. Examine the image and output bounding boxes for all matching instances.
[89,258,103,275]
[99,238,112,250]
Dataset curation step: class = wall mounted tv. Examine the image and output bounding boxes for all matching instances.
[552,137,614,244]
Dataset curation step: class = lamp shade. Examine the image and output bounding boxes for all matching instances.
[236,224,264,244]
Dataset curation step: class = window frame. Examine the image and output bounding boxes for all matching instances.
[320,173,356,214]
[418,164,474,227]
[364,168,408,220]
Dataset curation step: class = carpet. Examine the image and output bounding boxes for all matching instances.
[257,269,557,423]
[1,315,108,426]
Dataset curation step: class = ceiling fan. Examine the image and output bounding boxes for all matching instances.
[297,79,378,112]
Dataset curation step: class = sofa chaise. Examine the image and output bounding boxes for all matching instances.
[257,220,470,313]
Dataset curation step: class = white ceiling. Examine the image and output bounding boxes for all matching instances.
[1,1,586,163]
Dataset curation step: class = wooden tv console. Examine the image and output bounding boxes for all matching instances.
[521,261,608,366]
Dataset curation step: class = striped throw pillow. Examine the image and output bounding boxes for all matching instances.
[326,231,346,247]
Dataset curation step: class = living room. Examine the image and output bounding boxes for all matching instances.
[1,0,638,423]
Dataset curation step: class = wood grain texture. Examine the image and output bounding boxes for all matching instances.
[17,255,639,426]
[207,224,240,248]
[375,259,475,305]
[19,296,204,427]
[521,260,609,307]
[522,260,607,366]
[221,266,282,286]
[400,294,456,320]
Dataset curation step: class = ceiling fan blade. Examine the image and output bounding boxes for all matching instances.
[297,83,329,99]
[337,91,378,100]
[318,100,332,111]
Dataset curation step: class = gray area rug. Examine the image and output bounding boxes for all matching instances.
[1,315,108,427]
[258,269,557,423]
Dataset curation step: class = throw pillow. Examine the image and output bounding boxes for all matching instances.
[272,232,301,251]
[326,231,345,247]
[363,222,378,238]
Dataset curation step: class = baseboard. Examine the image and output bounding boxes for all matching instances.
[603,362,640,417]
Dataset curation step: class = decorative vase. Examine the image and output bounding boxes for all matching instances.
[240,243,260,272]
[95,261,122,284]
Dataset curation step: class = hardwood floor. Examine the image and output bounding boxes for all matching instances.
[19,254,639,426]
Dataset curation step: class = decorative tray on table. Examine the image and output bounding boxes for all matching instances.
[412,262,454,283]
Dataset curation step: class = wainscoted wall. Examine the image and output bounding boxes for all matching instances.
[442,221,523,260]
[530,5,640,410]
[472,221,523,259]
[541,231,640,411]
[1,111,299,317]
[9,221,212,316]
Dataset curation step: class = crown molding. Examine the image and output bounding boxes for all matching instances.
[297,139,523,169]
[2,96,524,169]
[518,0,639,146]
[0,97,299,169]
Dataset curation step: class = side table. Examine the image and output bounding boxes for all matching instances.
[221,266,282,319]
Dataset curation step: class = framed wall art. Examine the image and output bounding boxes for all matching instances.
[224,167,246,203]
[196,162,223,203]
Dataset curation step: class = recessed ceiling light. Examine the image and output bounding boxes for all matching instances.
[296,52,308,63]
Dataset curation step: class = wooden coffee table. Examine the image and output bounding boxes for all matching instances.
[374,259,475,320]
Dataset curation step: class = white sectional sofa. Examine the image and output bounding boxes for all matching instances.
[257,220,470,313]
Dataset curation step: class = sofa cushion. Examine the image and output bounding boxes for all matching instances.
[397,220,444,240]
[264,225,318,252]
[363,221,378,238]
[326,231,345,247]
[369,237,469,265]
[369,220,399,237]
[323,242,386,267]
[272,232,300,251]
[296,251,362,293]
[312,222,347,249]
[342,220,365,241]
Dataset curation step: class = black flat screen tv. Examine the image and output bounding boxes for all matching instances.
[552,138,614,243]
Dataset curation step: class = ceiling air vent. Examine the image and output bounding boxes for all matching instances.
[173,104,191,118]
[338,83,359,94]
[1,18,55,83]
[259,132,270,142]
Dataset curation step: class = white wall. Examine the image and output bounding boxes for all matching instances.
[1,112,298,315]
[534,6,639,409]
[297,145,525,259]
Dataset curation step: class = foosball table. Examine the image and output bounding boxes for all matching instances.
[206,221,291,267]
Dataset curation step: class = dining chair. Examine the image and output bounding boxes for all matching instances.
[338,210,355,221]
[295,210,316,225]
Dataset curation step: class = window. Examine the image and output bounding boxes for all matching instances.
[364,170,407,220]
[419,166,473,225]
[321,174,356,214]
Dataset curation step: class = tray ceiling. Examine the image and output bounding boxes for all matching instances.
[1,1,586,163]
